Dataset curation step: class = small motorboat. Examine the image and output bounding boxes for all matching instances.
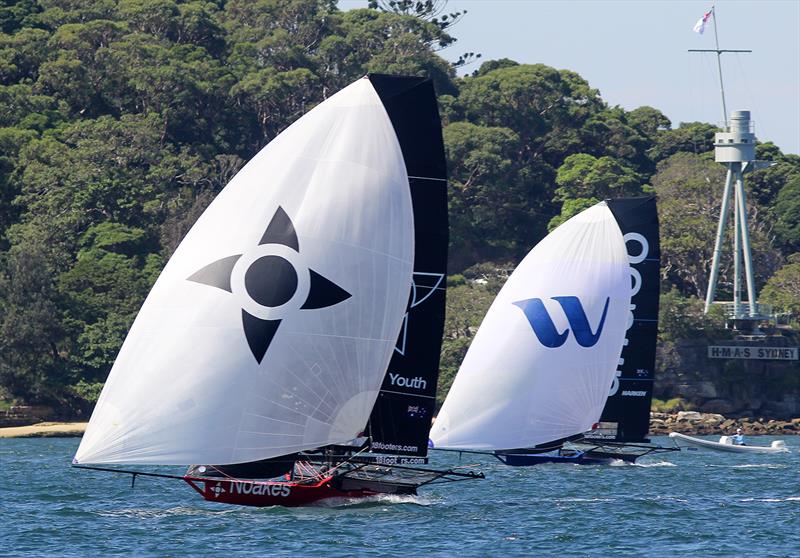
[669,432,790,454]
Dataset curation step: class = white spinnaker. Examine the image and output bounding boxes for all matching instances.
[75,78,414,465]
[430,203,630,450]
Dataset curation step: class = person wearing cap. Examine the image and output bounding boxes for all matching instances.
[731,428,745,445]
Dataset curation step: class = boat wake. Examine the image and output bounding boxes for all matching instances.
[95,506,241,519]
[631,461,677,468]
[556,497,615,503]
[731,463,788,469]
[607,459,676,468]
[311,493,437,509]
[739,496,800,503]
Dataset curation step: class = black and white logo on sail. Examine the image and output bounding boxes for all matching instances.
[394,272,445,355]
[187,206,351,363]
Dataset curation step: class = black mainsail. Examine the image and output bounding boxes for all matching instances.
[589,196,660,443]
[364,74,448,463]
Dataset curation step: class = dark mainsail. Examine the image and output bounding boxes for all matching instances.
[592,196,660,443]
[365,74,448,461]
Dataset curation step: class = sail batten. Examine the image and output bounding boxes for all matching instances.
[430,202,631,451]
[75,77,416,466]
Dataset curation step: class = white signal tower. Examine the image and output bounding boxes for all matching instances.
[689,7,772,328]
[704,110,771,325]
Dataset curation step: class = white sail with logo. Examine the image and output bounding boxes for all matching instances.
[430,202,631,450]
[75,77,414,465]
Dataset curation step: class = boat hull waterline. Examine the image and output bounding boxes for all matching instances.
[668,432,790,454]
[497,451,627,466]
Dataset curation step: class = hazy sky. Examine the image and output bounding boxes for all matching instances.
[340,0,800,154]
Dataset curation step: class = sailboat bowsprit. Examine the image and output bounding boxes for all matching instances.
[73,74,482,507]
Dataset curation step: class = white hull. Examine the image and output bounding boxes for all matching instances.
[669,432,790,454]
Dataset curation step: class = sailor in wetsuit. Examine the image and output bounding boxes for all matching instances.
[731,428,745,445]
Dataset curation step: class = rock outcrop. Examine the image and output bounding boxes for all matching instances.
[655,334,800,420]
[649,411,800,435]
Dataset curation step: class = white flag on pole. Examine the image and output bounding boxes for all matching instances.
[693,8,713,34]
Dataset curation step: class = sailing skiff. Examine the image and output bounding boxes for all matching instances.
[73,74,481,507]
[431,197,677,465]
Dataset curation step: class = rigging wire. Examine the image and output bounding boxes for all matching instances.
[733,52,767,146]
[686,50,697,126]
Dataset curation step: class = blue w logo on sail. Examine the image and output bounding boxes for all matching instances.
[513,296,610,348]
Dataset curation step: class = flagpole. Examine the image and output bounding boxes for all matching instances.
[711,6,729,128]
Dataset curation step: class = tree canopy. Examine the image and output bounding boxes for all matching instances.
[1,0,797,410]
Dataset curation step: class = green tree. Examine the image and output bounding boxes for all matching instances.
[554,153,642,201]
[0,234,67,403]
[442,63,610,266]
[579,107,651,173]
[658,287,728,343]
[117,0,180,39]
[647,121,717,163]
[0,27,49,82]
[0,0,42,34]
[652,152,780,298]
[760,254,800,324]
[438,278,498,406]
[547,197,599,232]
[773,175,800,251]
[550,153,643,230]
[627,105,671,139]
[58,223,162,384]
[444,121,525,267]
[747,147,800,210]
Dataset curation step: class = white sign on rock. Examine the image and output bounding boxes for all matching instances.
[707,346,799,361]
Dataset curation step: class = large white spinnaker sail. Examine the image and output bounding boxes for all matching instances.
[75,78,414,465]
[430,202,631,451]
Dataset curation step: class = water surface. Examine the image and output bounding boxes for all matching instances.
[3,436,798,557]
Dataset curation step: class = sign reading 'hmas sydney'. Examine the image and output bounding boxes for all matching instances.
[708,346,798,360]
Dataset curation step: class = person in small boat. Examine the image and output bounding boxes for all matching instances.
[731,428,745,445]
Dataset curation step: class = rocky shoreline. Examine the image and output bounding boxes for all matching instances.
[649,411,800,436]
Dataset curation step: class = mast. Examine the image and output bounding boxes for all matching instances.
[688,6,750,128]
[711,6,728,126]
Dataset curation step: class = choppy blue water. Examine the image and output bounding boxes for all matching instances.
[2,436,798,557]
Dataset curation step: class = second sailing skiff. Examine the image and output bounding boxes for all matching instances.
[431,198,676,465]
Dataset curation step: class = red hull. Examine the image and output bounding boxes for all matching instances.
[184,476,379,507]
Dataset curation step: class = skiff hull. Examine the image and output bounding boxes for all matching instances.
[498,451,630,466]
[184,475,413,507]
[668,432,790,454]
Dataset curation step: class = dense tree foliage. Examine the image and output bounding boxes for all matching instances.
[0,0,797,410]
[651,152,782,299]
[760,254,800,325]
